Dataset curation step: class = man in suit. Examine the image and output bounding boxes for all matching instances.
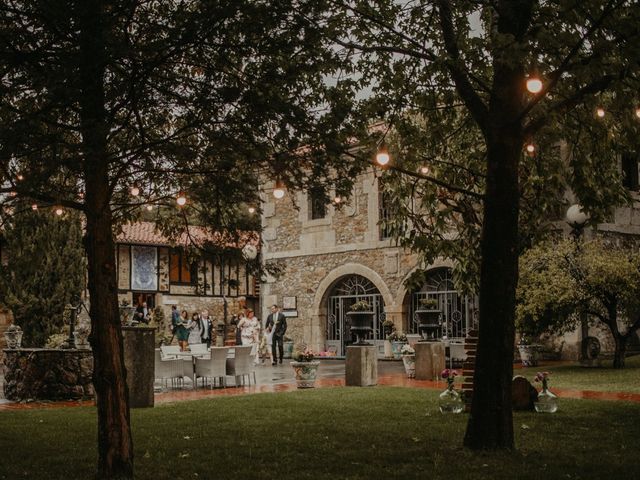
[265,304,287,365]
[200,310,213,348]
[135,301,151,323]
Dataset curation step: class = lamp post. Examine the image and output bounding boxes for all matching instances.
[566,204,589,361]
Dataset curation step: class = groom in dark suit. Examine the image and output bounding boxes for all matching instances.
[265,304,287,365]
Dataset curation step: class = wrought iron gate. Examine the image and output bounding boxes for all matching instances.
[326,275,386,356]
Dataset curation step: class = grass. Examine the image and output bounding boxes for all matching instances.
[1,387,639,480]
[526,354,640,393]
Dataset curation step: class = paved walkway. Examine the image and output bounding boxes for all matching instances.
[1,359,639,411]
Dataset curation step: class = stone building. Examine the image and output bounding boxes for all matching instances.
[261,154,640,359]
[115,221,259,325]
[260,171,476,357]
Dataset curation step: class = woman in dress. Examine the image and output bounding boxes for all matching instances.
[187,312,202,347]
[174,309,190,351]
[261,316,274,365]
[245,309,262,364]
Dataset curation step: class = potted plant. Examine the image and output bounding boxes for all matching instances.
[382,319,395,358]
[517,335,541,367]
[290,347,321,388]
[400,344,416,378]
[347,299,374,345]
[415,298,441,341]
[387,331,407,359]
[438,368,464,413]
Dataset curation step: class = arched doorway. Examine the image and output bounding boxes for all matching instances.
[326,275,386,356]
[406,268,476,340]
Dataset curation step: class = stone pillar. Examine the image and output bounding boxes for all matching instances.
[122,326,155,408]
[415,341,446,380]
[345,345,377,386]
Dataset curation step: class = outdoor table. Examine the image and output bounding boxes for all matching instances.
[174,351,208,389]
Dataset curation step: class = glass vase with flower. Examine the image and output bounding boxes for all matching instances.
[438,368,464,413]
[534,371,558,413]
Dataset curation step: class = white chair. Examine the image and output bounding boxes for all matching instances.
[190,343,208,356]
[154,349,185,389]
[226,345,256,386]
[160,345,180,360]
[195,347,229,388]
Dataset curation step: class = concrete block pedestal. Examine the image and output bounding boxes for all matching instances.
[415,341,446,380]
[122,326,155,408]
[345,345,378,386]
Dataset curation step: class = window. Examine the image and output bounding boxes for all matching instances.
[622,152,639,192]
[169,250,197,284]
[378,181,393,240]
[309,186,327,220]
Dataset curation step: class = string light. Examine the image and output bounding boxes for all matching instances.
[9,191,17,197]
[273,180,286,199]
[526,144,535,154]
[145,204,153,211]
[635,108,640,119]
[176,193,187,206]
[596,107,605,118]
[130,185,140,197]
[334,196,341,204]
[16,174,24,181]
[248,206,256,214]
[31,204,38,211]
[419,166,429,175]
[375,145,390,166]
[526,77,543,94]
[54,206,64,216]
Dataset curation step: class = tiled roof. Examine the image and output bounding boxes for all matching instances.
[116,221,257,248]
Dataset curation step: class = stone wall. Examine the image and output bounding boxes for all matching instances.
[3,348,94,401]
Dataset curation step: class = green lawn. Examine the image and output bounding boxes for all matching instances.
[525,354,640,393]
[1,387,639,480]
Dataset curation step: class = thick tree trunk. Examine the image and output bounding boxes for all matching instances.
[612,335,627,369]
[78,1,134,478]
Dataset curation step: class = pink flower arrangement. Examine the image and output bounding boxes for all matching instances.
[534,371,551,389]
[441,368,459,389]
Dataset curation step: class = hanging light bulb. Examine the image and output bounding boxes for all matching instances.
[176,193,187,206]
[145,204,154,211]
[375,145,390,166]
[273,180,286,199]
[248,206,256,214]
[31,204,38,211]
[596,107,605,118]
[130,185,140,197]
[419,166,429,175]
[9,191,17,197]
[526,143,535,154]
[526,77,543,94]
[54,206,64,216]
[16,174,24,181]
[334,196,341,204]
[635,107,640,119]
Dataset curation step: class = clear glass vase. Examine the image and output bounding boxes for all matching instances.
[439,385,464,413]
[535,387,558,413]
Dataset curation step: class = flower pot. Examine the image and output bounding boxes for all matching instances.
[438,385,464,413]
[402,354,416,378]
[518,344,540,367]
[4,324,23,349]
[390,341,406,360]
[347,311,373,345]
[535,387,558,413]
[291,360,321,388]
[416,309,441,340]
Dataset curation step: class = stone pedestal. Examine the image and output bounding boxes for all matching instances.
[122,326,155,408]
[415,341,446,380]
[345,345,377,386]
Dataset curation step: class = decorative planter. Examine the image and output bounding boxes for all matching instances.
[402,354,416,378]
[518,344,541,367]
[283,341,294,359]
[291,360,321,388]
[347,311,373,345]
[390,341,406,360]
[4,324,23,349]
[438,385,464,413]
[535,387,558,413]
[415,309,441,341]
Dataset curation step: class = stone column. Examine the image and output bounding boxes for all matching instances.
[415,341,446,380]
[345,345,377,386]
[122,326,155,408]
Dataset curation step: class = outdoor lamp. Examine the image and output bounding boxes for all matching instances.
[176,193,187,206]
[526,77,543,94]
[376,146,390,166]
[273,180,286,199]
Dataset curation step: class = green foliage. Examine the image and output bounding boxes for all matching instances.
[0,207,85,347]
[349,300,372,312]
[517,238,640,343]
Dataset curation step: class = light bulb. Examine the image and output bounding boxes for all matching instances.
[248,206,256,214]
[16,174,24,181]
[31,204,38,211]
[334,196,341,204]
[420,166,429,175]
[9,191,16,197]
[635,108,640,119]
[273,180,286,199]
[55,207,64,216]
[130,186,140,197]
[526,144,535,154]
[526,77,543,94]
[176,194,187,206]
[146,204,153,211]
[376,149,390,166]
[596,107,605,118]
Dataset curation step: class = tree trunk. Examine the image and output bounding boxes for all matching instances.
[78,1,134,478]
[612,335,627,369]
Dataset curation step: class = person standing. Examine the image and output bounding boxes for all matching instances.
[238,309,260,362]
[266,304,287,365]
[200,310,213,348]
[172,306,189,351]
[187,312,202,346]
